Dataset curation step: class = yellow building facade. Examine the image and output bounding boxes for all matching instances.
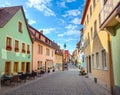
[81,0,113,93]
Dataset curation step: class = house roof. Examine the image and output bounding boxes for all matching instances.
[0,6,21,28]
[0,6,33,43]
[81,0,91,24]
[28,25,55,49]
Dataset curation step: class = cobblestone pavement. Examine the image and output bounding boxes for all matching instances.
[1,63,112,95]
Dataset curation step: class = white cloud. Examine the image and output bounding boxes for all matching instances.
[62,9,80,17]
[66,38,77,42]
[58,29,80,37]
[59,2,66,8]
[71,18,81,25]
[58,24,80,37]
[26,0,55,16]
[0,1,11,7]
[58,0,76,8]
[28,19,36,25]
[66,0,76,3]
[65,24,77,30]
[40,28,55,34]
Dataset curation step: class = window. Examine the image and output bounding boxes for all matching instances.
[52,50,54,57]
[96,52,99,68]
[91,27,93,39]
[87,15,89,23]
[92,54,94,68]
[88,33,90,43]
[18,21,22,32]
[90,5,92,17]
[94,20,97,37]
[14,40,19,52]
[46,48,50,56]
[38,45,43,54]
[22,43,26,53]
[37,61,42,69]
[6,37,12,51]
[102,49,107,69]
[93,0,96,8]
[27,45,30,54]
[104,0,107,5]
[39,34,41,39]
[99,14,101,26]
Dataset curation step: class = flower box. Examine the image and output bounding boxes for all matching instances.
[22,50,26,53]
[27,51,30,54]
[15,48,19,52]
[6,46,12,51]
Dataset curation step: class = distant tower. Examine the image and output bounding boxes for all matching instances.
[64,43,66,49]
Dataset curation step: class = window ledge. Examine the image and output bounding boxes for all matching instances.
[103,67,108,71]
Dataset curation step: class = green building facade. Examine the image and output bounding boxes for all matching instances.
[111,23,120,95]
[0,6,32,76]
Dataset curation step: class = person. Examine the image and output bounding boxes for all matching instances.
[52,66,55,72]
[48,68,50,73]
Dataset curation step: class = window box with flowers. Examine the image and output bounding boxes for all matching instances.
[6,46,12,51]
[27,51,30,54]
[22,50,26,53]
[15,48,19,52]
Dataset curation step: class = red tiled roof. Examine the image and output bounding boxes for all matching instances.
[0,6,21,28]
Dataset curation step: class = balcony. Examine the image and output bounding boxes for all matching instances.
[100,0,120,35]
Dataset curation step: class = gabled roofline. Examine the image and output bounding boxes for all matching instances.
[28,25,53,43]
[20,6,33,43]
[81,0,91,24]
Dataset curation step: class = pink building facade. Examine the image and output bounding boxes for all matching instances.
[29,26,55,72]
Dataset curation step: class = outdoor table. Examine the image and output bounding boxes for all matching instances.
[1,75,13,86]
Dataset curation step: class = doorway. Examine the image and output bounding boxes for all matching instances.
[26,62,30,72]
[4,62,11,75]
[89,56,92,73]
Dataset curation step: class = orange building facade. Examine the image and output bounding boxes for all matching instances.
[81,0,113,93]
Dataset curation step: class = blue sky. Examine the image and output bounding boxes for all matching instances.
[0,0,85,54]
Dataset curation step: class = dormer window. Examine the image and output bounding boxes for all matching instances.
[18,21,22,33]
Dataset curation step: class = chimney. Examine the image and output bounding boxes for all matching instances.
[40,30,43,34]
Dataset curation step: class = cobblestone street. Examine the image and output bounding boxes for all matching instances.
[0,64,112,95]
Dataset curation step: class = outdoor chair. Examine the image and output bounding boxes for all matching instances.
[1,74,13,87]
[10,75,21,87]
[29,71,37,79]
[18,73,27,82]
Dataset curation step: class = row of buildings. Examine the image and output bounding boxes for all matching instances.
[76,0,120,95]
[0,6,70,76]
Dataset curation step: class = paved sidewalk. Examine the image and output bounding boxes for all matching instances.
[0,72,55,95]
[0,64,113,95]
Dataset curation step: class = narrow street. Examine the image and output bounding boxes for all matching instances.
[1,63,112,95]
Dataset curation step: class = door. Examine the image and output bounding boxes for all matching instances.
[4,62,11,75]
[26,62,30,72]
[89,56,92,73]
[14,62,19,74]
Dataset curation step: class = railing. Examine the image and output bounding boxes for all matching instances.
[99,0,120,27]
